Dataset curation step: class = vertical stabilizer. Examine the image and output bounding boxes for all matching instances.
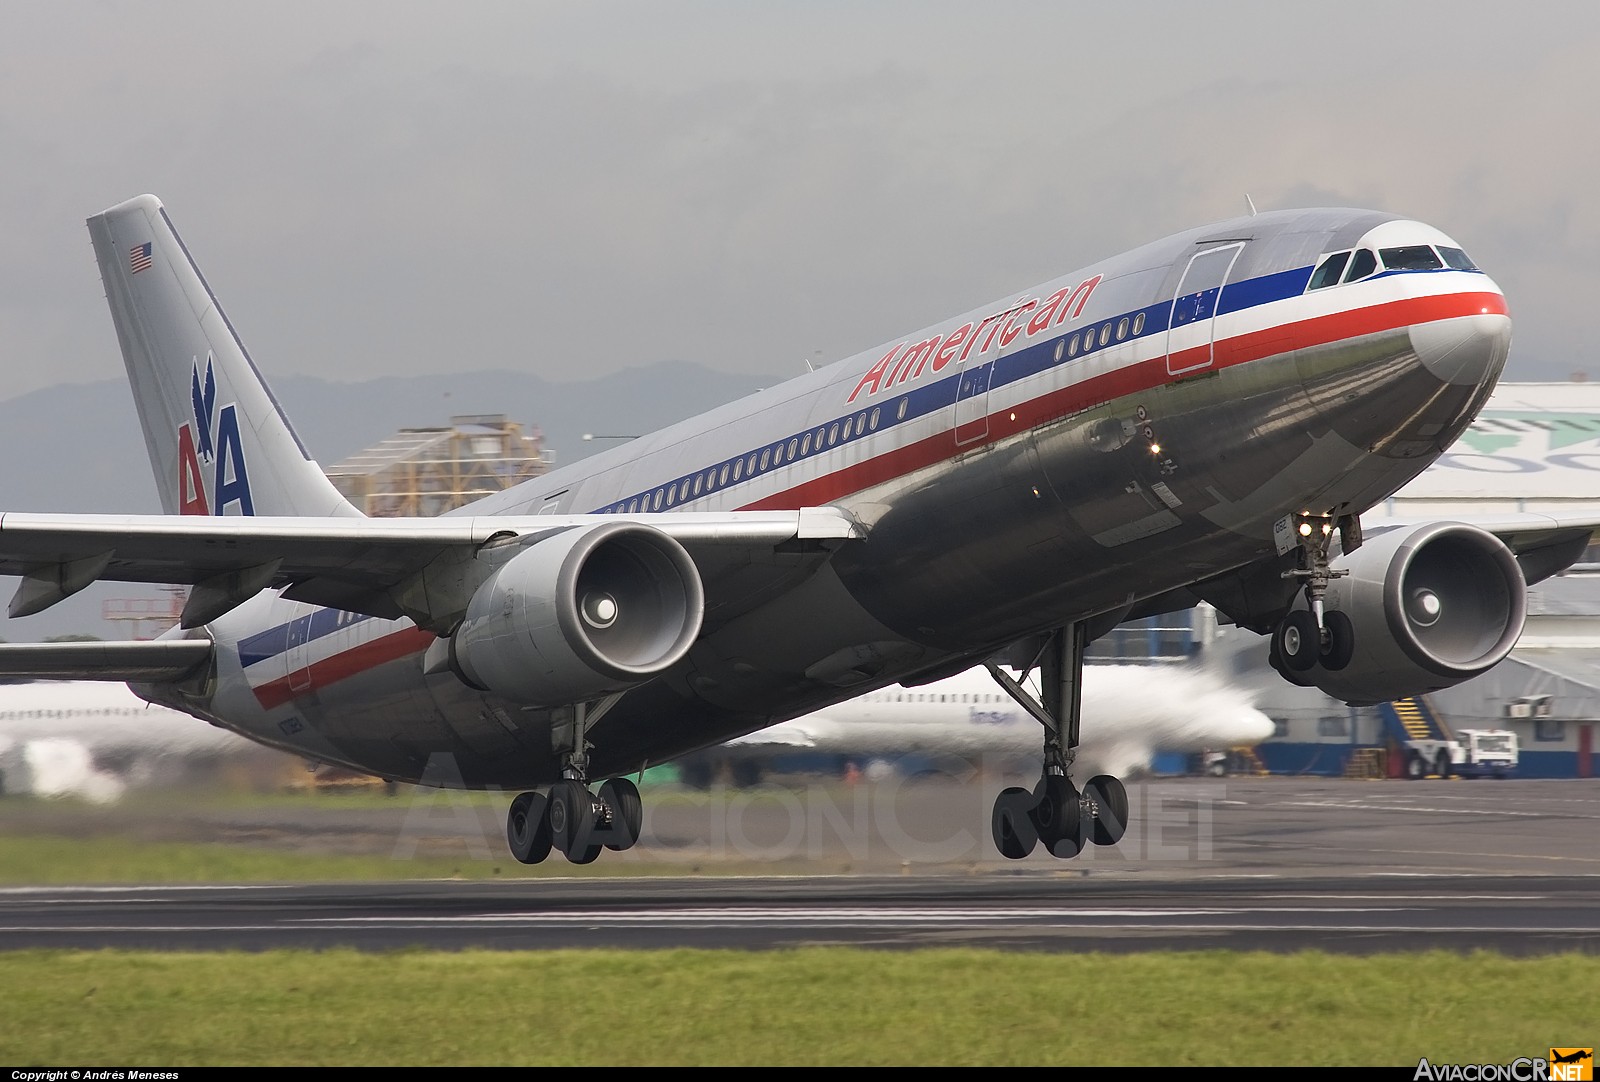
[86,195,359,518]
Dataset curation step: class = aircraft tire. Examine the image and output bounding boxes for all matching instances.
[1320,611,1355,671]
[599,777,643,851]
[549,779,598,860]
[506,790,552,865]
[991,786,1038,860]
[1030,774,1084,858]
[1274,611,1321,673]
[1083,774,1129,847]
[1405,752,1427,780]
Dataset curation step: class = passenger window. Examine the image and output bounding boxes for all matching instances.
[1132,312,1146,335]
[719,464,730,486]
[856,413,867,436]
[693,475,703,496]
[869,407,881,430]
[1116,317,1129,341]
[1068,333,1080,357]
[1308,251,1350,290]
[801,433,811,456]
[1380,245,1443,271]
[1438,246,1478,271]
[760,448,771,470]
[1343,249,1377,283]
[787,438,798,459]
[829,422,840,444]
[1098,323,1112,347]
[897,398,908,420]
[733,459,744,481]
[1054,340,1065,362]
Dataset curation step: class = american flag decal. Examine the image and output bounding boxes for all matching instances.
[129,242,153,274]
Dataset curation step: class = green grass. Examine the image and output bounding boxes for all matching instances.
[1,948,1592,1066]
[0,784,866,883]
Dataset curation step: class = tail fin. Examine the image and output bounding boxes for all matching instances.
[86,194,359,519]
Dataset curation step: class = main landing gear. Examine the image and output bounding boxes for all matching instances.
[504,695,645,865]
[1269,513,1357,680]
[985,624,1129,860]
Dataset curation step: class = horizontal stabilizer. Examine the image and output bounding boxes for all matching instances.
[0,640,213,682]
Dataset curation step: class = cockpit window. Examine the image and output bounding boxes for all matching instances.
[1380,245,1443,271]
[1438,246,1478,271]
[1342,248,1377,283]
[1308,251,1351,291]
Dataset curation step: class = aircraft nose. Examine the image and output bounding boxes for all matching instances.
[1409,306,1512,388]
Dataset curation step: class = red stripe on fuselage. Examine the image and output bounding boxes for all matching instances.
[245,289,1505,704]
[251,624,435,709]
[743,290,1506,511]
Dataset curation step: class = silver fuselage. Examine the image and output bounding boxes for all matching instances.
[156,207,1512,787]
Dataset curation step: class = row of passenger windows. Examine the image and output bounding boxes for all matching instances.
[0,708,144,719]
[607,400,909,513]
[1052,311,1149,362]
[607,307,1157,513]
[870,691,1010,704]
[1307,243,1478,291]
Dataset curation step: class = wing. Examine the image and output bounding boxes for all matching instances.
[0,507,862,658]
[1370,511,1599,584]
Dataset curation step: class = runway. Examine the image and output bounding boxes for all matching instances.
[3,775,1599,953]
[3,873,1599,953]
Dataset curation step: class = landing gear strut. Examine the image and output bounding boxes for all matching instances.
[985,624,1128,859]
[504,693,645,865]
[1270,513,1357,677]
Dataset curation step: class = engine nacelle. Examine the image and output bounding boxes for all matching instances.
[1295,522,1527,705]
[450,522,704,707]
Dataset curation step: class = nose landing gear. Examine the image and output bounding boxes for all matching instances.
[1271,513,1358,678]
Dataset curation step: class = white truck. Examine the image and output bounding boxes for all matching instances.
[1403,728,1519,779]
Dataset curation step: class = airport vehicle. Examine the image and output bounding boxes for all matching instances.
[0,194,1574,866]
[1404,728,1519,779]
[688,662,1274,786]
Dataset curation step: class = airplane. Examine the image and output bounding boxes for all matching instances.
[692,661,1274,786]
[0,192,1575,868]
[0,678,258,801]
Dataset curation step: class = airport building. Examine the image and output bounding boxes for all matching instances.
[1139,383,1600,780]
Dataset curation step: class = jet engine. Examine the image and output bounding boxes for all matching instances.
[1277,522,1526,705]
[449,522,704,707]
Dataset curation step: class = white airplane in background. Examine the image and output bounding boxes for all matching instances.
[1,192,1584,869]
[0,679,258,801]
[696,662,1273,786]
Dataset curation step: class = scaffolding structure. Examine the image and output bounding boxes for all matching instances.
[325,414,552,517]
[101,588,188,640]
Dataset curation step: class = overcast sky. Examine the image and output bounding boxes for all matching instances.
[4,1,1598,406]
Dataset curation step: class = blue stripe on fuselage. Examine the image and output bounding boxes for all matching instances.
[237,608,378,668]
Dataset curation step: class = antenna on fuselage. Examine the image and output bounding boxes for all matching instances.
[1245,194,1259,216]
